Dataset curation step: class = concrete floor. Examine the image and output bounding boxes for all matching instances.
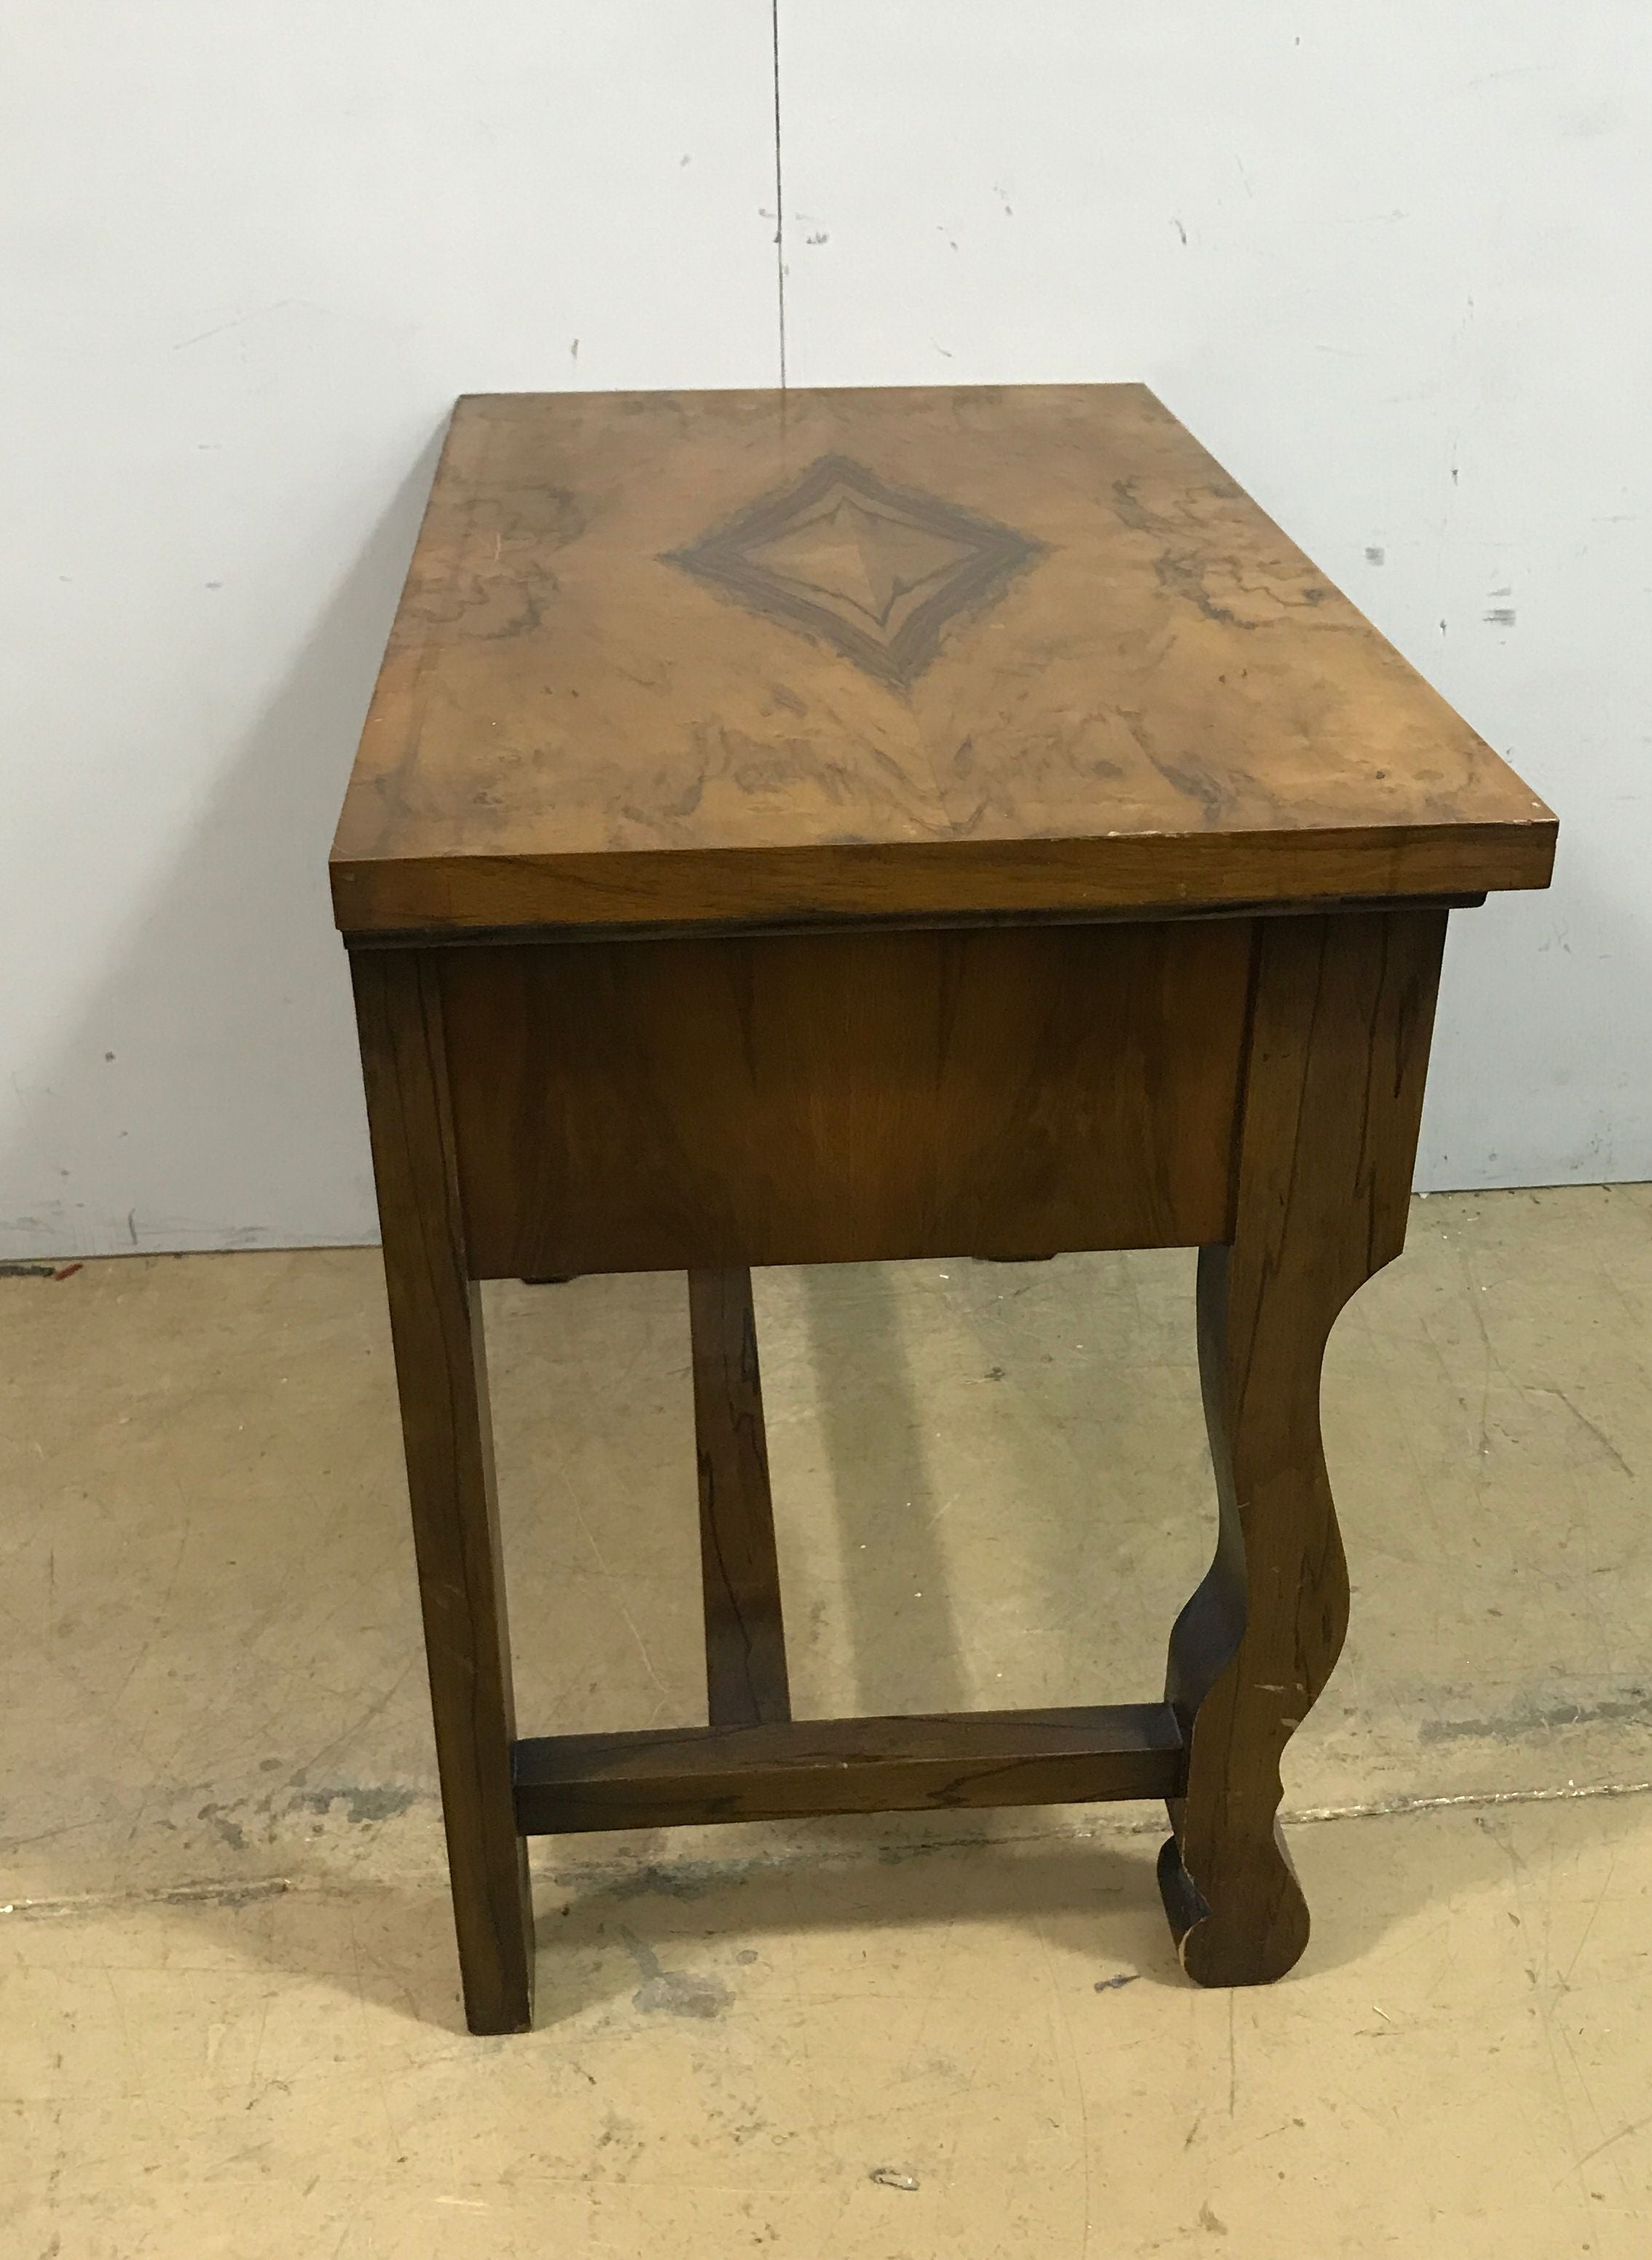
[4,1184,1652,2255]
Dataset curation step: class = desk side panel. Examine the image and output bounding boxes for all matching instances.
[440,921,1252,1276]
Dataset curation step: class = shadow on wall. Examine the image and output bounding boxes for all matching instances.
[1,432,446,1260]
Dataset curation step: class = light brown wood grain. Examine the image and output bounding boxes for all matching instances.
[331,385,1553,935]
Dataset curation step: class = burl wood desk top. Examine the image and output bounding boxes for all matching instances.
[330,384,1554,938]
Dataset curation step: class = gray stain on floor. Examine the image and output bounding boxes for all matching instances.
[621,1925,733,2019]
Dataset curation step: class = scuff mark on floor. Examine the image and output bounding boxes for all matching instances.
[559,1859,731,1903]
[1420,1691,1652,1745]
[621,1926,731,2019]
[288,1784,420,1827]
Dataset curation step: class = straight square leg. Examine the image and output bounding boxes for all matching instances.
[688,1268,792,1727]
[352,949,534,2034]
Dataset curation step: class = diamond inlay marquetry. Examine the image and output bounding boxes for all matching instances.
[664,453,1045,688]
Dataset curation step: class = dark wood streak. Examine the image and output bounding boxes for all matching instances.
[1159,907,1447,1984]
[662,452,1044,690]
[689,1269,791,1727]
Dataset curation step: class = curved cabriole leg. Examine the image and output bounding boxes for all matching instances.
[1160,908,1447,1988]
[1160,1242,1350,1982]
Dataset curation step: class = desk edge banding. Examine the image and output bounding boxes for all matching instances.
[335,889,1492,952]
[329,817,1552,941]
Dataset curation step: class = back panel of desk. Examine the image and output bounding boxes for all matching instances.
[435,918,1253,1278]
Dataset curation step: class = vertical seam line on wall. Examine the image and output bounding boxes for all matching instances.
[771,0,787,388]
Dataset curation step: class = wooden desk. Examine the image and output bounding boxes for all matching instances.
[332,385,1554,2033]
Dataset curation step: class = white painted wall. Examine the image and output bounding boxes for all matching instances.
[779,2,1652,1193]
[0,2,779,1256]
[1,3,1646,1255]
